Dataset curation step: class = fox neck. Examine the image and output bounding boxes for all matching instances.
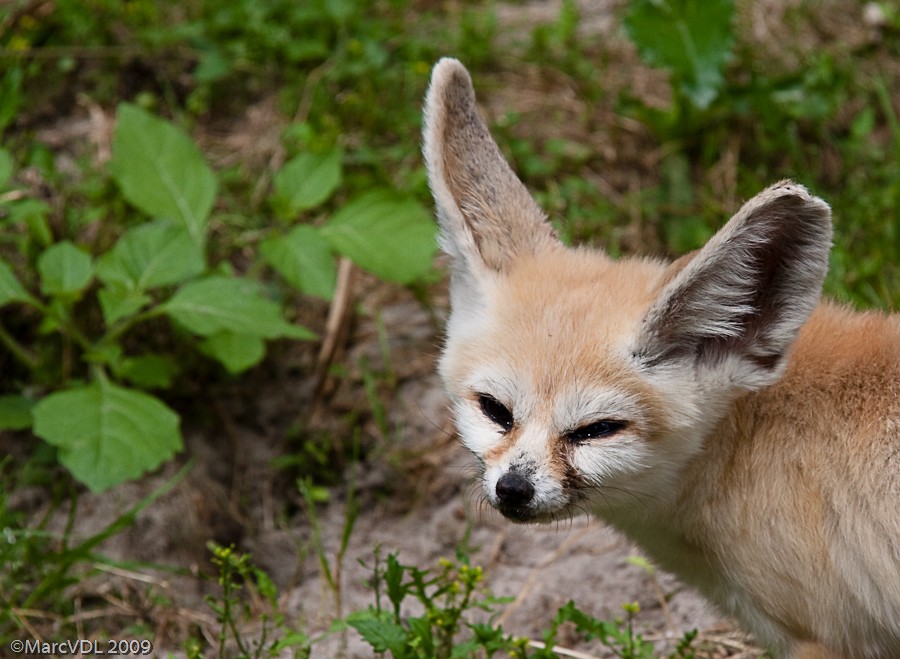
[586,390,746,593]
[602,502,719,591]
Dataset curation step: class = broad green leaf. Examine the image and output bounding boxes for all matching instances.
[83,342,123,367]
[110,103,217,244]
[163,275,315,339]
[0,258,34,307]
[96,220,205,291]
[98,285,152,325]
[624,0,735,109]
[320,191,437,284]
[0,395,34,430]
[117,354,178,389]
[37,241,93,297]
[194,48,232,84]
[260,225,336,299]
[0,148,13,189]
[32,380,182,492]
[201,331,266,374]
[345,610,408,655]
[273,148,342,214]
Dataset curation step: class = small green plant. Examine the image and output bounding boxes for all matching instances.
[623,0,736,139]
[536,600,696,659]
[345,548,520,658]
[200,542,311,659]
[343,548,699,659]
[297,474,360,623]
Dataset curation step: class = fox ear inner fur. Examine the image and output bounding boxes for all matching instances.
[635,181,832,389]
[422,57,559,277]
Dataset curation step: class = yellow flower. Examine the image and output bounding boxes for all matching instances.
[622,601,640,614]
[8,36,30,52]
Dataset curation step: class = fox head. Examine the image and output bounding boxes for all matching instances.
[423,58,832,524]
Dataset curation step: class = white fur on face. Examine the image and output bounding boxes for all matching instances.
[454,365,675,518]
[552,385,645,435]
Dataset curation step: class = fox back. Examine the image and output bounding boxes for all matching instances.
[423,58,900,659]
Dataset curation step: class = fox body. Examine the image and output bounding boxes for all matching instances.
[423,58,900,658]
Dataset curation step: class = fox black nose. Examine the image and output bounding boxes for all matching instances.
[496,471,534,506]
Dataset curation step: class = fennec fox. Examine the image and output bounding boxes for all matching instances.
[423,58,900,658]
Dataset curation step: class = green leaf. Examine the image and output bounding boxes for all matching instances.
[0,395,34,430]
[110,103,218,244]
[0,148,13,189]
[407,617,435,656]
[32,380,182,492]
[626,554,657,575]
[200,331,266,374]
[385,553,408,613]
[5,199,53,247]
[0,65,22,135]
[83,342,123,367]
[260,225,336,299]
[0,258,34,307]
[194,48,232,84]
[273,148,342,214]
[554,600,616,642]
[96,220,206,291]
[37,241,94,297]
[98,285,152,325]
[117,354,178,389]
[163,275,315,339]
[320,191,437,284]
[624,0,735,109]
[346,609,408,655]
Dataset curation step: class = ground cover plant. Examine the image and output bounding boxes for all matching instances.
[2,0,899,656]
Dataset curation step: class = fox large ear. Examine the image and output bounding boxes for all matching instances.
[635,181,832,389]
[423,58,559,280]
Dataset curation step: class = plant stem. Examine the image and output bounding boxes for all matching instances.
[0,322,39,371]
[100,305,166,348]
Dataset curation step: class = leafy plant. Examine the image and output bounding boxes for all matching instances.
[535,600,696,659]
[343,549,698,659]
[199,542,311,659]
[297,473,360,626]
[620,0,737,146]
[625,0,735,113]
[0,100,436,493]
[0,106,312,492]
[345,548,519,658]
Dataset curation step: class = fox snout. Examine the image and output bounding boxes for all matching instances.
[493,470,536,520]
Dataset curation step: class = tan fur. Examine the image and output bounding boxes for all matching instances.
[424,58,900,658]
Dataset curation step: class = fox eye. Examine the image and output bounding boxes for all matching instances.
[477,394,513,432]
[566,420,627,443]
